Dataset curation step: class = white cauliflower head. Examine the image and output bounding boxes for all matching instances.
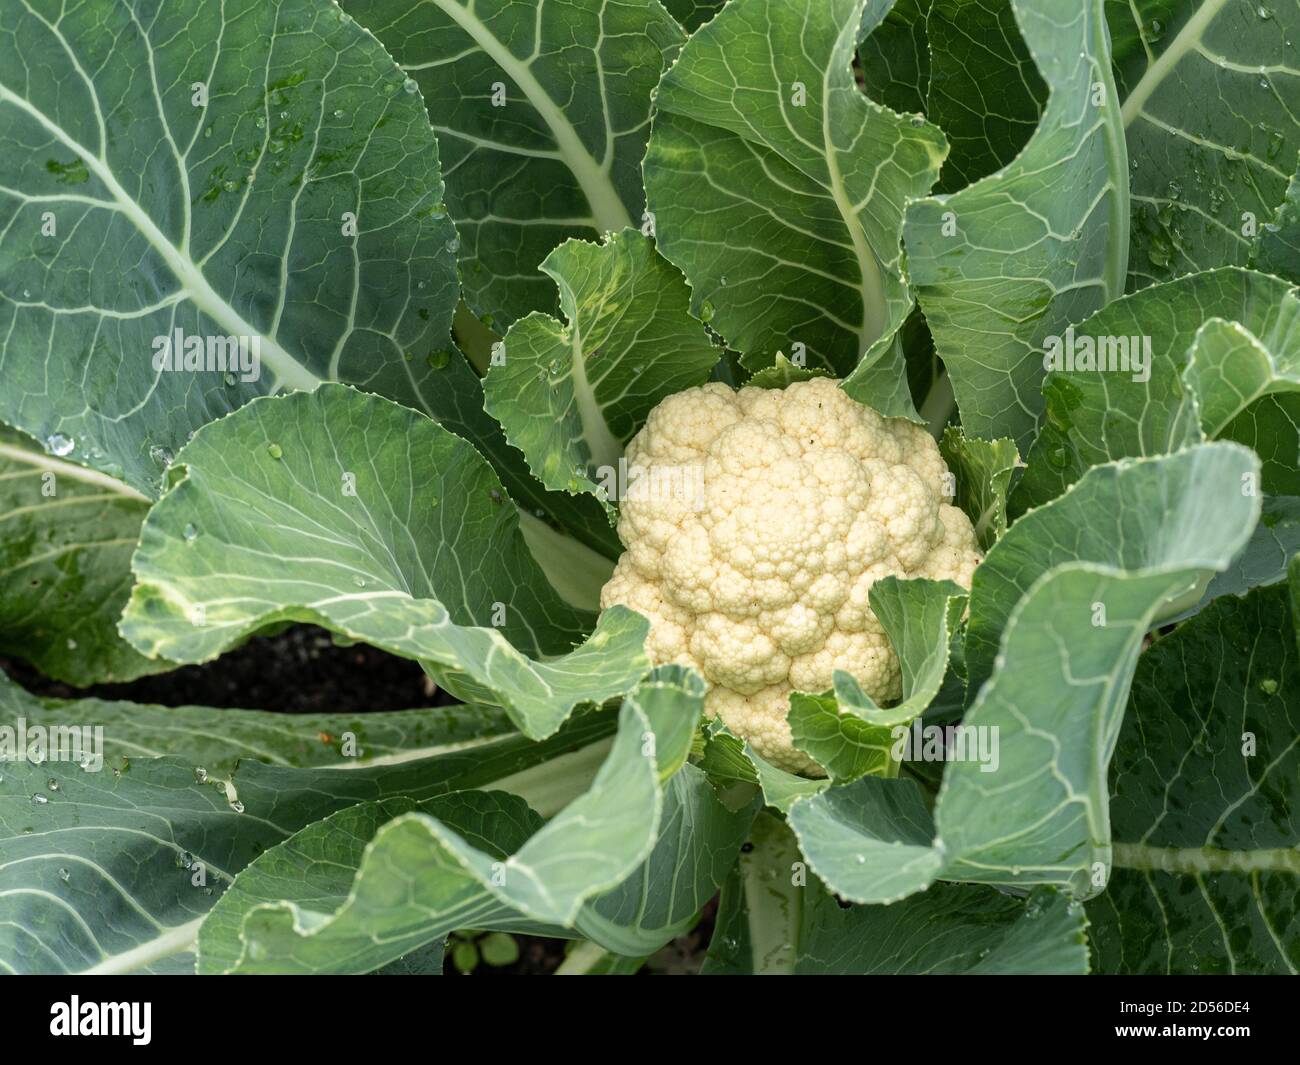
[600,377,981,776]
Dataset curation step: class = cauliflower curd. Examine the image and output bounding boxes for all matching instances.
[599,377,982,775]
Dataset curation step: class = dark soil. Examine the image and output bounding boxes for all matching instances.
[1,625,714,975]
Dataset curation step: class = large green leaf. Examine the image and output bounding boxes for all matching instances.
[0,0,619,667]
[0,0,461,499]
[1088,573,1300,974]
[1109,0,1300,290]
[121,385,650,739]
[967,444,1261,697]
[791,446,1260,904]
[0,678,614,975]
[1015,267,1299,510]
[643,0,947,412]
[341,0,684,328]
[484,229,719,506]
[0,665,614,777]
[195,670,736,973]
[702,813,1089,974]
[0,426,155,683]
[903,0,1129,450]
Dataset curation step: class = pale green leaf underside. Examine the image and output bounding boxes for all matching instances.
[904,0,1129,450]
[644,0,946,412]
[121,385,650,739]
[342,0,683,328]
[198,676,748,972]
[0,664,617,777]
[485,229,718,505]
[0,0,459,498]
[1089,577,1300,974]
[0,687,613,976]
[792,446,1260,904]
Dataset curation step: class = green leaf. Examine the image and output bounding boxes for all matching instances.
[788,777,942,902]
[0,426,156,684]
[791,446,1260,903]
[121,385,650,739]
[575,763,757,956]
[1185,317,1300,495]
[744,353,832,390]
[1015,267,1298,511]
[484,230,718,506]
[0,0,460,499]
[0,698,607,975]
[903,0,1129,450]
[923,0,1047,193]
[939,428,1020,550]
[1252,163,1300,284]
[643,0,947,411]
[1088,576,1300,974]
[0,665,617,777]
[341,0,684,328]
[661,0,726,33]
[1111,0,1300,290]
[1183,316,1300,437]
[1196,494,1300,611]
[789,578,966,781]
[857,0,931,117]
[703,813,1088,974]
[967,443,1261,699]
[700,723,827,812]
[195,673,734,973]
[939,446,1261,897]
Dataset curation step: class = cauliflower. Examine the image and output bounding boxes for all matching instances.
[600,377,981,776]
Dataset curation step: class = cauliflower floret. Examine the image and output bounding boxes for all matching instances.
[601,378,983,775]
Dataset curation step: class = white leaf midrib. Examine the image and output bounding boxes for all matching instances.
[429,0,634,235]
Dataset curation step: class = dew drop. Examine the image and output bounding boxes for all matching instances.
[266,442,283,459]
[229,799,245,814]
[59,867,70,882]
[445,236,461,253]
[426,349,450,370]
[700,299,715,322]
[46,778,59,791]
[194,767,208,783]
[352,575,365,587]
[223,370,237,386]
[183,523,199,543]
[45,433,75,457]
[403,77,419,94]
[332,109,345,118]
[149,444,175,469]
[31,794,48,805]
